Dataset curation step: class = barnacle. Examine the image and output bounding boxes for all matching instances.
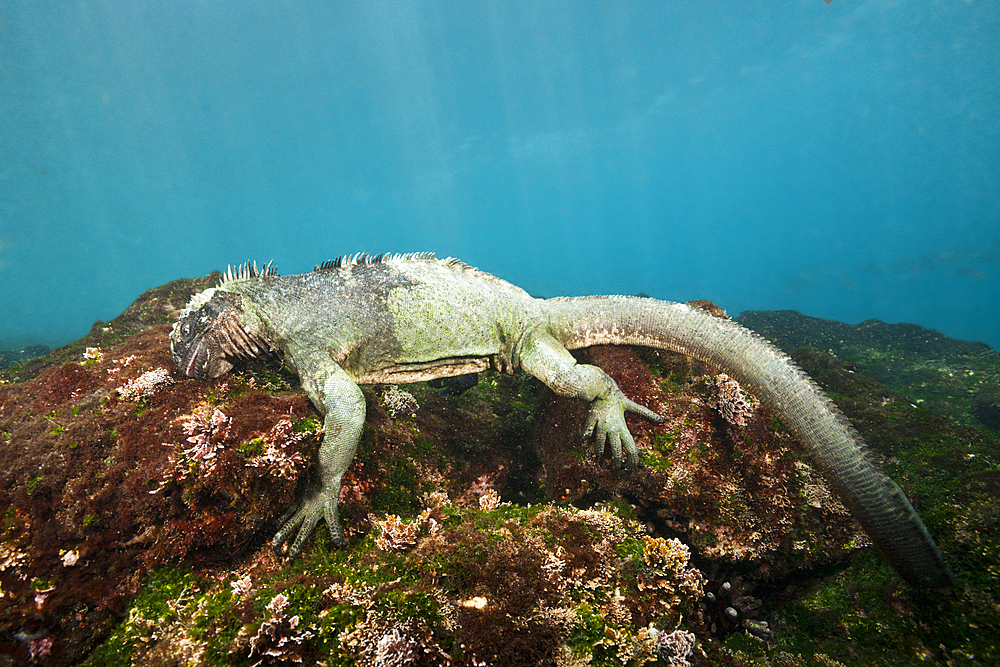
[700,566,771,638]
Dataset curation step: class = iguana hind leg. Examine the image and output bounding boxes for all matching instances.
[518,329,662,469]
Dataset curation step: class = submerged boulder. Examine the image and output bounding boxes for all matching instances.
[0,280,996,666]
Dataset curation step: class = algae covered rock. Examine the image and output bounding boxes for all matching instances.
[0,282,997,665]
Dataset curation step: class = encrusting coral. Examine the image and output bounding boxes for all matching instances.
[0,277,996,666]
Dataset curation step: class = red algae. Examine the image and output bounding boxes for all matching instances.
[0,322,321,664]
[534,345,863,577]
[1,279,984,666]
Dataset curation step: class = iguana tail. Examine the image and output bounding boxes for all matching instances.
[543,295,954,588]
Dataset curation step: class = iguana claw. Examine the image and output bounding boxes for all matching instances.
[272,482,346,561]
[582,389,663,470]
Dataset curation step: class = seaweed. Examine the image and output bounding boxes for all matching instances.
[1,283,997,665]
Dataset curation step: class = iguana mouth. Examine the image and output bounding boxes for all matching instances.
[184,337,205,377]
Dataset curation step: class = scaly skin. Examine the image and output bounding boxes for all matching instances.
[170,253,954,587]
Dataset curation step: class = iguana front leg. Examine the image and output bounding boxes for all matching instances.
[518,329,663,469]
[272,362,365,560]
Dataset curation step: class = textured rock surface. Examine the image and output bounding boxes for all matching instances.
[0,286,996,666]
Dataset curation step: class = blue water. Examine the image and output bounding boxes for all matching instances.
[1,1,998,352]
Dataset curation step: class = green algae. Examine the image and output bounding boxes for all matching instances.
[732,343,1000,667]
[738,310,1000,435]
[81,567,204,667]
[83,503,693,666]
[755,552,996,667]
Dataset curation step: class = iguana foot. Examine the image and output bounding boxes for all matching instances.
[272,482,346,561]
[582,390,663,470]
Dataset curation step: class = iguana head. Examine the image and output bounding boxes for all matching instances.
[171,289,271,380]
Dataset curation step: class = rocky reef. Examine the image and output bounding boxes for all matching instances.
[0,346,50,372]
[0,280,997,666]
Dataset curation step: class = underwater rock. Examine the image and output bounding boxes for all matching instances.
[738,309,1000,433]
[0,344,50,371]
[0,283,997,665]
[972,397,1000,430]
[532,345,864,576]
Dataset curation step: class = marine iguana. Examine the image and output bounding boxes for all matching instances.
[170,252,954,588]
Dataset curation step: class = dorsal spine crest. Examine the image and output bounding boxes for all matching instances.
[219,260,278,286]
[312,252,468,272]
